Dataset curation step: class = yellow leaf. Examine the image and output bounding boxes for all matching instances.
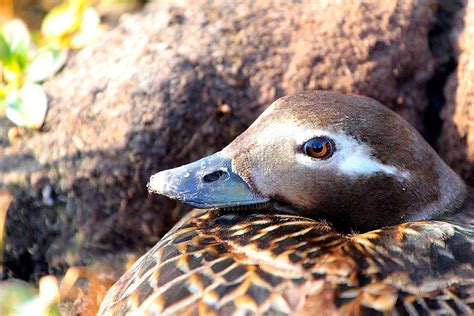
[41,2,83,41]
[2,68,23,89]
[70,7,102,49]
[0,85,6,99]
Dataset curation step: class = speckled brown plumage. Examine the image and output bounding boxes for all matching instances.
[99,207,474,315]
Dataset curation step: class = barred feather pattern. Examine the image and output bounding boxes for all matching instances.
[99,208,474,316]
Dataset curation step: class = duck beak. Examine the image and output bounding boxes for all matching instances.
[148,152,269,208]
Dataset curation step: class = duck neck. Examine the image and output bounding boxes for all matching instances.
[410,160,468,222]
[438,186,474,224]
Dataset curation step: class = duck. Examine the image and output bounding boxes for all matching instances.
[98,91,474,315]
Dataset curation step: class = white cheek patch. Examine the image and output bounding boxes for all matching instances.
[317,131,410,179]
[255,121,410,180]
[338,148,403,177]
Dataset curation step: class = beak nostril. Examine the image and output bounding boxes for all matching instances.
[203,170,227,183]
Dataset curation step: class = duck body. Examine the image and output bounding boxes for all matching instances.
[101,208,474,315]
[99,91,474,315]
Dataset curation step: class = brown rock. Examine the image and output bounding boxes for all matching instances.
[440,0,474,185]
[0,0,438,279]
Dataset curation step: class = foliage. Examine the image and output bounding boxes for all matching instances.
[0,277,60,316]
[0,263,127,315]
[42,0,102,49]
[0,0,101,130]
[0,1,139,314]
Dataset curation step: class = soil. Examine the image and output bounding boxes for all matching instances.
[439,0,474,185]
[0,0,470,284]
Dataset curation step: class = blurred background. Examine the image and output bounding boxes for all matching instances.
[0,0,473,314]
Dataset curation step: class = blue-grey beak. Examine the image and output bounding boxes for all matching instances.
[148,152,269,208]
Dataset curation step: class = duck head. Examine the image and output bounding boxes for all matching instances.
[149,91,467,232]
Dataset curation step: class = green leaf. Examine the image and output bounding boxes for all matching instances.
[1,19,31,70]
[6,84,48,129]
[0,280,37,315]
[0,34,12,67]
[0,279,60,316]
[26,47,68,83]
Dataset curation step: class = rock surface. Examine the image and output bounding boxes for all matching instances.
[440,0,474,185]
[0,0,440,280]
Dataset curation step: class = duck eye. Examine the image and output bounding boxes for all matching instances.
[303,137,335,159]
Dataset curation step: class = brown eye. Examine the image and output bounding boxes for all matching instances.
[303,137,335,159]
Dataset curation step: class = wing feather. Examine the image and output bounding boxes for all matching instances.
[99,209,474,315]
